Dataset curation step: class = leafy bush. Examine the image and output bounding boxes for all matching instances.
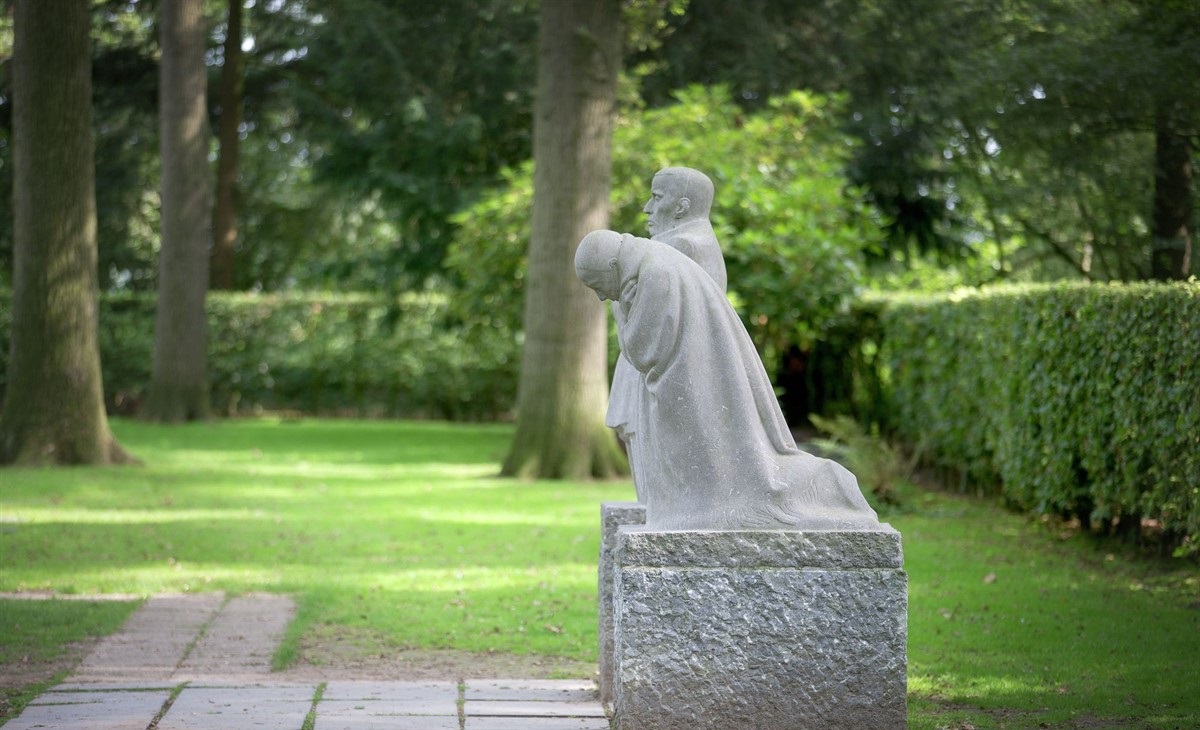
[447,86,884,367]
[0,291,520,421]
[873,281,1200,552]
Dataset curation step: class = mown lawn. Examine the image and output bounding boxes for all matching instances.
[1,418,1198,728]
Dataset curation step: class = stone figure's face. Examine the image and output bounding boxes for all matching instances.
[578,263,619,302]
[644,174,686,237]
[574,230,623,301]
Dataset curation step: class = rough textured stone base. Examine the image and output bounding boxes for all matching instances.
[613,527,907,730]
[599,501,647,707]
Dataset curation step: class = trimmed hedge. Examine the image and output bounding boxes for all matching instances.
[873,281,1200,550]
[0,291,520,421]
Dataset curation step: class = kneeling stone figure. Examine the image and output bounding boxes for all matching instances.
[576,229,881,531]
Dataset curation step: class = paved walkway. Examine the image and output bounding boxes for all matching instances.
[6,593,608,730]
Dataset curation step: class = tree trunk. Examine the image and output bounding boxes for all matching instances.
[211,0,243,291]
[0,0,135,465]
[1150,107,1193,280]
[144,0,213,421]
[501,0,627,479]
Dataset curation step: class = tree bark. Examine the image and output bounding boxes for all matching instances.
[501,0,627,479]
[0,0,135,465]
[210,0,243,291]
[1150,107,1194,280]
[144,0,213,421]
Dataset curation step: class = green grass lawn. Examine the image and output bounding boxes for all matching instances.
[898,487,1200,729]
[0,598,140,719]
[2,418,1198,728]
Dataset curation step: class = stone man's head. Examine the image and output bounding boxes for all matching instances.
[574,229,625,301]
[644,167,715,237]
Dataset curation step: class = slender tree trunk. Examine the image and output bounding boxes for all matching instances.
[1150,107,1193,280]
[144,0,213,421]
[501,0,627,479]
[211,0,243,290]
[0,0,135,465]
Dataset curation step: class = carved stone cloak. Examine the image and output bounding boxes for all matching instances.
[614,235,880,530]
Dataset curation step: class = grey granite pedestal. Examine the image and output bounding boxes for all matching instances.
[611,526,907,730]
[599,502,647,707]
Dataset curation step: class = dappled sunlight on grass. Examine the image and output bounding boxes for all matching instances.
[308,462,498,479]
[2,564,282,596]
[892,487,1200,729]
[2,418,632,662]
[155,457,500,481]
[4,418,1197,727]
[117,417,514,466]
[6,508,271,525]
[3,560,597,601]
[327,564,597,593]
[910,670,1057,702]
[403,507,580,526]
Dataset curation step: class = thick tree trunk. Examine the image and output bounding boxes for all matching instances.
[144,0,213,421]
[0,0,135,465]
[501,0,627,479]
[211,0,243,291]
[1150,108,1193,280]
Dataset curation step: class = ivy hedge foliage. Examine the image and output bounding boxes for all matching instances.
[0,291,520,421]
[871,280,1200,552]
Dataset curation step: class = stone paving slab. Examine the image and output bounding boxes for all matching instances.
[462,718,610,729]
[156,684,316,730]
[467,699,608,718]
[3,688,171,730]
[9,680,610,729]
[5,592,611,729]
[9,677,614,730]
[324,680,459,701]
[68,593,224,683]
[313,714,461,730]
[27,690,162,706]
[170,682,318,702]
[51,680,179,691]
[320,698,460,717]
[465,678,597,702]
[177,593,295,679]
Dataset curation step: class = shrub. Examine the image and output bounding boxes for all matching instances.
[872,281,1200,552]
[447,86,884,369]
[809,413,912,507]
[0,290,520,421]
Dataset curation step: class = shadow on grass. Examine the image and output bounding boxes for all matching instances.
[4,419,1198,729]
[0,599,141,723]
[112,417,515,465]
[894,490,1200,730]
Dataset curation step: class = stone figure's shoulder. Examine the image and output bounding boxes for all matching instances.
[665,234,698,259]
[660,223,700,247]
[643,239,703,277]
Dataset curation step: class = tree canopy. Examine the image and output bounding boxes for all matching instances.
[1,0,1191,295]
[448,86,882,364]
[0,0,1194,466]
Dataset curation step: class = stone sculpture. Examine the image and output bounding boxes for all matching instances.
[607,167,727,502]
[611,525,908,729]
[584,174,907,728]
[576,229,881,531]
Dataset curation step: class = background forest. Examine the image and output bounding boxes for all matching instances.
[2,6,1199,727]
[0,0,1196,531]
[2,0,1195,295]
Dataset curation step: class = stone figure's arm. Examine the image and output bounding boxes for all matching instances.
[619,266,683,384]
[671,237,697,261]
[611,300,626,331]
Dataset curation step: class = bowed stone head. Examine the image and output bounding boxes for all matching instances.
[575,229,624,301]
